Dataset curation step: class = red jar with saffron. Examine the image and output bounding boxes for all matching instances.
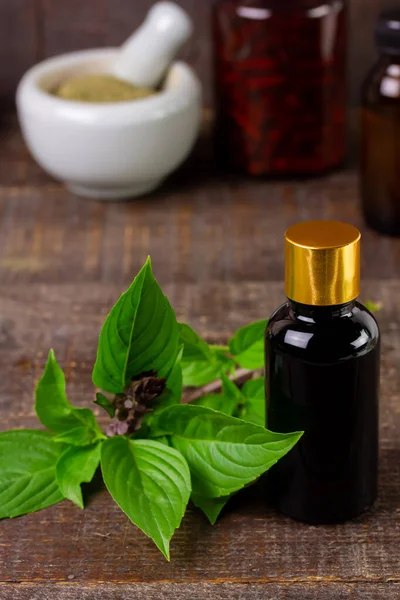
[213,0,347,176]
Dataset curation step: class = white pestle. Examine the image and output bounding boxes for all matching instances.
[112,2,193,89]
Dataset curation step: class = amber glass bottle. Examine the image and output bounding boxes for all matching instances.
[213,0,347,176]
[361,9,400,235]
[265,221,380,524]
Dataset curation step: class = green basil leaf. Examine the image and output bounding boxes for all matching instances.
[137,347,184,439]
[94,393,115,418]
[181,360,225,388]
[56,443,101,509]
[191,375,265,426]
[152,405,302,498]
[192,374,242,417]
[209,344,230,352]
[228,320,268,369]
[191,494,231,525]
[214,350,236,377]
[192,393,233,414]
[93,257,179,394]
[220,374,244,402]
[101,437,191,560]
[365,300,382,313]
[156,346,184,409]
[179,323,214,362]
[35,350,104,445]
[52,427,100,446]
[239,377,266,427]
[0,430,65,518]
[179,324,235,387]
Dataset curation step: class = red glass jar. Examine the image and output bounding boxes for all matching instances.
[213,0,347,176]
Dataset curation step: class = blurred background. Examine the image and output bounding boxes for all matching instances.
[0,0,395,121]
[1,0,400,293]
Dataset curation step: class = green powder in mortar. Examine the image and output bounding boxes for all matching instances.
[54,74,156,103]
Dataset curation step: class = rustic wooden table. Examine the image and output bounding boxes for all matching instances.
[0,117,399,599]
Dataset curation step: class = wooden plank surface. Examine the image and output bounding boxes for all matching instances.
[2,583,400,600]
[0,123,399,598]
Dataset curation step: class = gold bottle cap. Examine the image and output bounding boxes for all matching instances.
[285,221,361,306]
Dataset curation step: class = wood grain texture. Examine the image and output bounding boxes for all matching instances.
[0,444,399,585]
[1,583,400,600]
[0,125,399,597]
[0,0,397,112]
[1,116,400,285]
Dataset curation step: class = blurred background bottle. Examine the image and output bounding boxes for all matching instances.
[361,8,400,236]
[213,0,347,176]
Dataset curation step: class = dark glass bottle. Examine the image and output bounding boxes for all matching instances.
[361,9,400,236]
[213,0,347,176]
[265,221,380,524]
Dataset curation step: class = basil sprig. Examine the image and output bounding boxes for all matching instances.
[0,258,302,560]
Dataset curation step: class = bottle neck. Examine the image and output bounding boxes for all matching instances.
[288,299,356,322]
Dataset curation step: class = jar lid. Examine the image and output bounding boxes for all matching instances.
[376,9,400,54]
[285,221,361,306]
